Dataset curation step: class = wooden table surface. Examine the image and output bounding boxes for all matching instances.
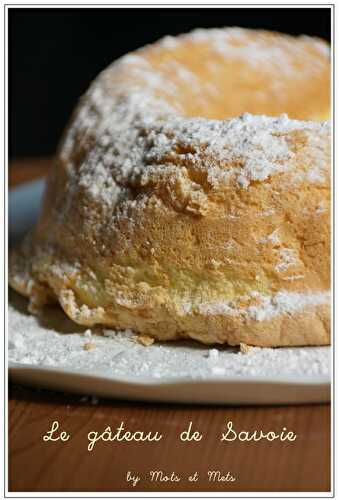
[8,159,331,493]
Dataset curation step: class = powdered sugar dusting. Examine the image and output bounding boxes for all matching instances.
[180,27,330,74]
[57,26,330,214]
[247,290,330,322]
[63,95,330,212]
[196,290,330,321]
[275,248,300,272]
[259,229,280,245]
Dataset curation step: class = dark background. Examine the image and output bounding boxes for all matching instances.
[9,7,331,159]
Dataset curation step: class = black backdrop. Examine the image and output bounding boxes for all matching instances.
[9,7,331,158]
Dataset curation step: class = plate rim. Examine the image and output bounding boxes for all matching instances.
[8,361,331,387]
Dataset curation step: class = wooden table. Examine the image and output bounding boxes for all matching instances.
[8,159,331,493]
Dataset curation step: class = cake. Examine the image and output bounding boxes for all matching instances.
[9,28,331,346]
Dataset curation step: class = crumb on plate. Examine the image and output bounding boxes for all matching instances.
[83,341,96,351]
[137,334,155,347]
[240,342,252,354]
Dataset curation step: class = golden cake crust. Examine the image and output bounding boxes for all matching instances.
[9,28,331,346]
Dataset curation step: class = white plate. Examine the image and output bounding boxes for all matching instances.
[9,363,330,405]
[8,179,331,404]
[9,178,45,244]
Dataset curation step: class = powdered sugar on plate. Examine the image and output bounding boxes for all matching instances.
[8,292,330,381]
